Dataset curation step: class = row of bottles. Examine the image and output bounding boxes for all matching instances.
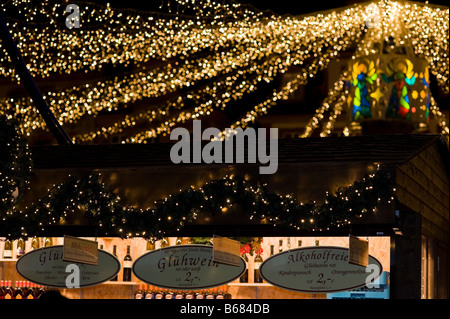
[239,253,264,283]
[108,237,184,282]
[2,237,320,261]
[2,237,319,286]
[134,284,231,299]
[100,237,186,282]
[1,237,53,259]
[0,280,47,299]
[104,244,133,282]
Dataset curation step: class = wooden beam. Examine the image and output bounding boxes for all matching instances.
[0,12,72,145]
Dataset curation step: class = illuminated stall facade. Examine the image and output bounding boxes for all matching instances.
[4,133,443,299]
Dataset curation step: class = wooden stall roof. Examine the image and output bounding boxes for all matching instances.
[31,134,448,169]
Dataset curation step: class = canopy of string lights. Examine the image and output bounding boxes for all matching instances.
[0,0,448,143]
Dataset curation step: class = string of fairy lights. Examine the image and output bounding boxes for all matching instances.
[0,0,448,143]
[1,9,359,137]
[3,45,279,133]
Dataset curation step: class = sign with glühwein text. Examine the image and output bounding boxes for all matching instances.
[132,245,246,290]
[259,246,382,293]
[16,246,120,288]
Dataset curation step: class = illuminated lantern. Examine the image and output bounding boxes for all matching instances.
[350,58,378,121]
[347,54,430,130]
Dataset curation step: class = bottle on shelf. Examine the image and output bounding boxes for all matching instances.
[122,245,132,282]
[146,239,155,251]
[205,287,217,299]
[221,285,232,299]
[254,254,264,283]
[111,245,118,281]
[175,237,183,245]
[14,281,23,299]
[144,285,154,299]
[4,281,14,299]
[134,284,144,299]
[174,290,185,299]
[25,281,35,299]
[216,288,225,299]
[3,239,12,259]
[31,237,40,250]
[154,288,165,299]
[18,281,25,299]
[20,281,28,299]
[160,237,170,248]
[270,245,274,256]
[0,280,5,299]
[239,253,249,283]
[34,284,46,299]
[278,240,283,253]
[298,240,302,247]
[195,290,206,299]
[184,290,195,300]
[0,280,43,299]
[16,238,26,258]
[216,286,231,299]
[44,237,53,247]
[164,289,174,299]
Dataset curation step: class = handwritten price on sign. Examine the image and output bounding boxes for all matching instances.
[185,272,200,283]
[306,273,334,285]
[316,273,334,285]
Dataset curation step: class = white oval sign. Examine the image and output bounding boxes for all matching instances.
[133,245,246,290]
[260,246,383,293]
[16,246,120,288]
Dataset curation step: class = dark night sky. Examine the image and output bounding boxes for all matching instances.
[235,0,449,15]
[98,0,449,15]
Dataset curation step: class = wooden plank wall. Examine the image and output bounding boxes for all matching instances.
[396,142,449,246]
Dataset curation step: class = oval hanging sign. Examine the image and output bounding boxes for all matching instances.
[260,246,382,293]
[16,246,120,288]
[133,244,246,290]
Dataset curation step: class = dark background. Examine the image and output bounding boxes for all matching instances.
[95,0,450,15]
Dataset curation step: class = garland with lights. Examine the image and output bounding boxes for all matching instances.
[0,116,31,220]
[1,167,396,240]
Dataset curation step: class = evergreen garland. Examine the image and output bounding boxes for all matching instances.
[0,116,32,222]
[2,169,395,240]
